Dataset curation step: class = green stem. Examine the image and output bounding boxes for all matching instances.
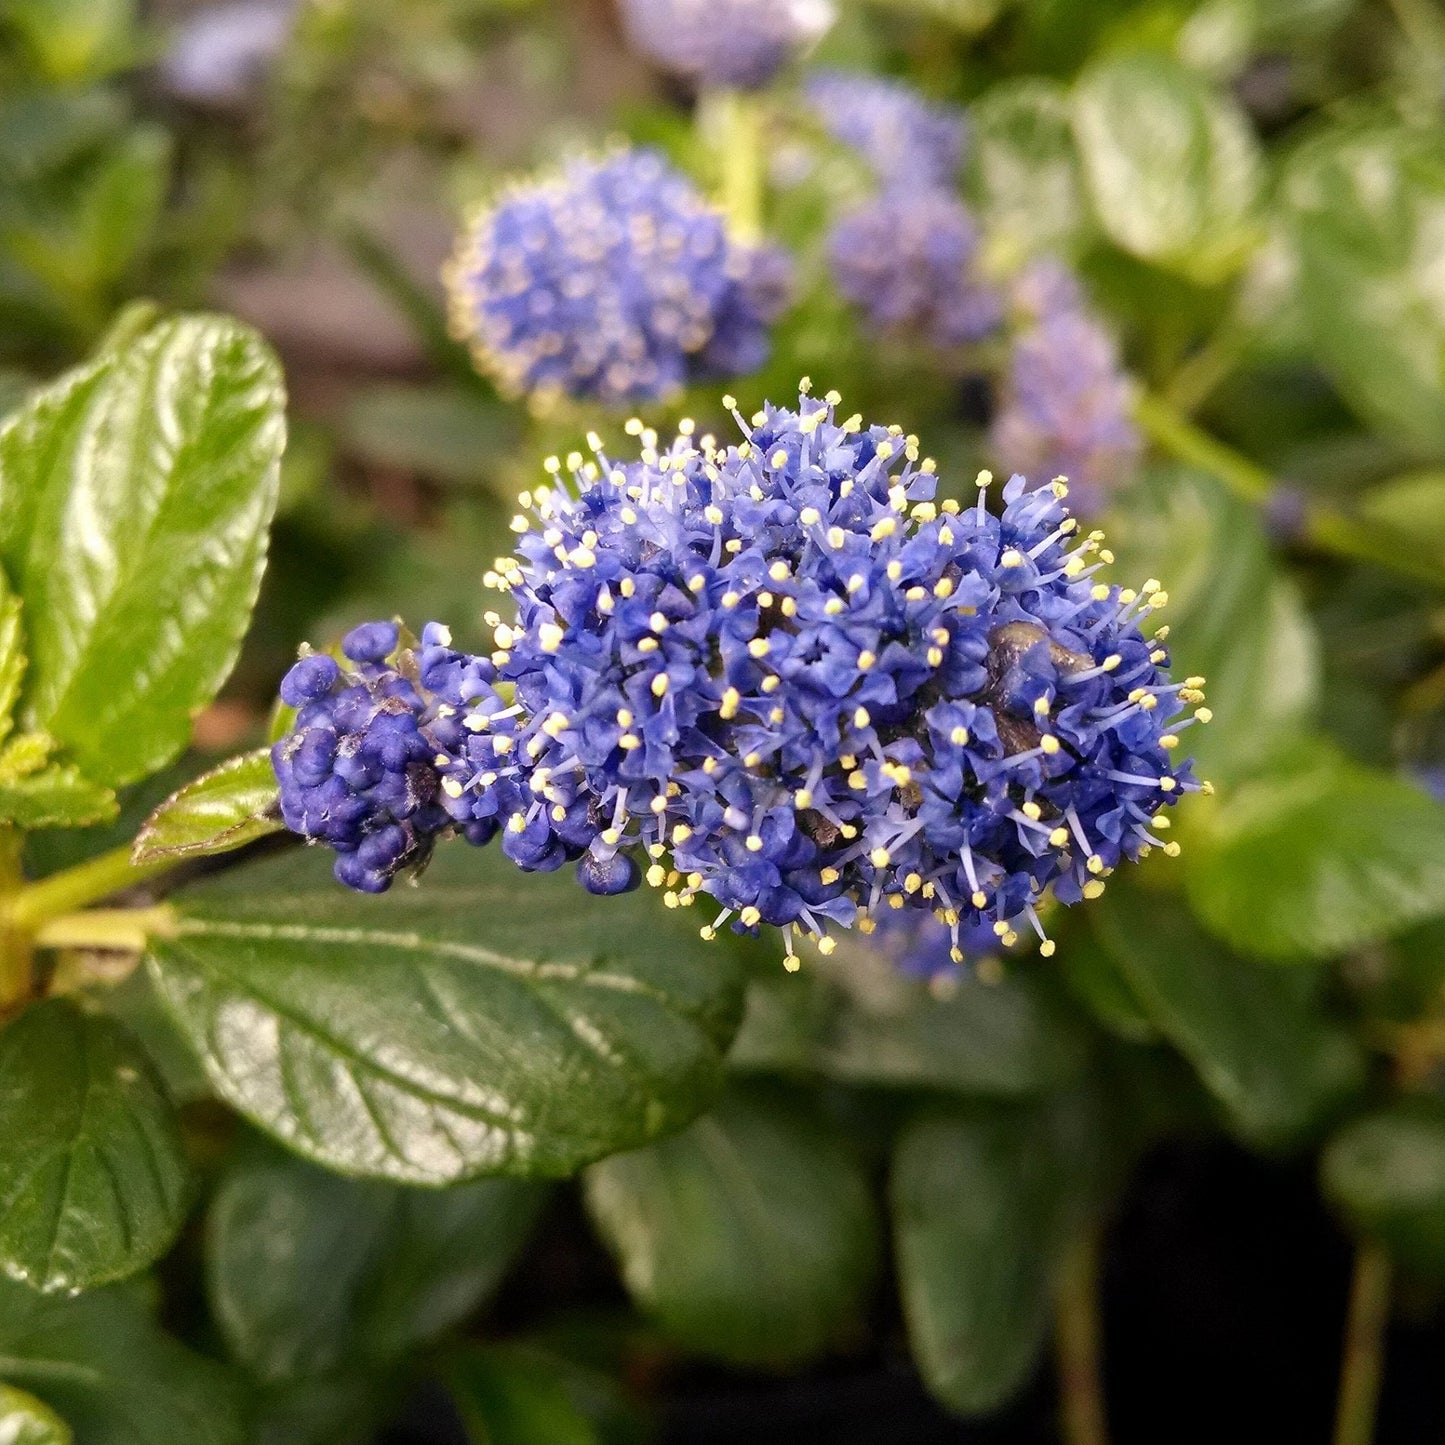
[34,906,176,956]
[1333,1242,1392,1445]
[1,845,186,939]
[1055,1230,1110,1445]
[705,88,765,244]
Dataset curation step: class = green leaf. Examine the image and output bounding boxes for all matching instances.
[0,315,286,788]
[0,566,23,744]
[1105,466,1318,784]
[446,1346,614,1445]
[1322,1099,1445,1277]
[147,844,745,1184]
[1071,52,1262,284]
[0,1277,246,1445]
[967,80,1088,258]
[341,385,519,488]
[0,1385,72,1445]
[1091,885,1364,1146]
[1187,749,1445,960]
[583,1084,879,1366]
[1356,470,1445,570]
[0,753,117,829]
[891,1103,1082,1416]
[1058,931,1159,1045]
[207,1141,544,1382]
[132,750,282,865]
[0,1001,190,1294]
[1283,123,1445,456]
[729,947,1084,1095]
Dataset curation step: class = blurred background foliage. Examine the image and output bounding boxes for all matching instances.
[3,0,1445,1441]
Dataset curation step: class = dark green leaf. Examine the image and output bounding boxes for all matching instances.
[0,1385,72,1445]
[1284,123,1445,455]
[446,1346,602,1445]
[1058,931,1159,1045]
[0,1278,246,1445]
[1092,885,1364,1145]
[729,947,1084,1095]
[1356,470,1445,570]
[0,1001,190,1294]
[1106,466,1318,784]
[148,844,745,1183]
[341,385,518,488]
[1187,749,1445,959]
[891,1104,1080,1416]
[132,750,281,865]
[968,80,1088,257]
[207,1141,543,1382]
[1072,52,1262,283]
[584,1084,879,1366]
[1323,1099,1445,1276]
[0,315,285,788]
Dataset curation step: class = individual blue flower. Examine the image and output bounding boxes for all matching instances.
[272,623,454,894]
[433,386,1205,963]
[830,189,1003,351]
[991,260,1140,514]
[447,149,792,405]
[618,0,835,90]
[806,69,967,188]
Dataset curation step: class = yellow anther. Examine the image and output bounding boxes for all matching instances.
[538,622,564,652]
[1041,735,1061,755]
[651,674,669,698]
[746,835,764,853]
[748,638,771,659]
[1083,880,1106,900]
[1050,826,1070,848]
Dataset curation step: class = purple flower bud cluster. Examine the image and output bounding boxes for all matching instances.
[817,74,1001,353]
[272,623,453,894]
[446,149,792,406]
[806,69,968,189]
[618,0,835,90]
[991,260,1141,515]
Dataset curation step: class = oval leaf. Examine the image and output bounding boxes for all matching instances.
[147,845,746,1184]
[0,1000,190,1294]
[0,315,285,787]
[584,1084,879,1366]
[1187,751,1445,959]
[1072,52,1262,283]
[0,1277,245,1445]
[133,749,282,864]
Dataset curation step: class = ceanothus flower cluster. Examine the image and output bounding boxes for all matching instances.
[446,149,791,406]
[991,260,1141,514]
[272,623,453,894]
[806,69,967,188]
[618,0,835,90]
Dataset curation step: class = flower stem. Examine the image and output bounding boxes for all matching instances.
[35,906,176,956]
[1055,1229,1110,1445]
[706,88,765,244]
[1,845,186,940]
[1333,1242,1392,1445]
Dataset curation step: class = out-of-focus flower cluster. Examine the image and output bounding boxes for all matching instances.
[274,388,1205,963]
[990,260,1142,516]
[807,69,968,188]
[446,149,791,406]
[618,0,835,90]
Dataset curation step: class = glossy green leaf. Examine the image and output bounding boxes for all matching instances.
[1323,1099,1445,1276]
[968,80,1088,257]
[0,1001,190,1294]
[729,947,1083,1094]
[207,1141,544,1382]
[132,750,282,865]
[0,1278,246,1445]
[0,315,285,788]
[0,1385,72,1445]
[1283,123,1445,455]
[1072,52,1262,283]
[0,756,116,829]
[148,844,745,1183]
[891,1104,1079,1416]
[1105,467,1318,784]
[584,1085,879,1366]
[1187,750,1445,959]
[1092,886,1364,1146]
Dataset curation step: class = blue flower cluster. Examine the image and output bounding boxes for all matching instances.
[991,260,1141,514]
[446,149,792,406]
[869,908,1004,982]
[618,0,835,90]
[818,75,1000,352]
[272,623,452,893]
[807,69,967,188]
[830,191,1003,351]
[274,389,1205,959]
